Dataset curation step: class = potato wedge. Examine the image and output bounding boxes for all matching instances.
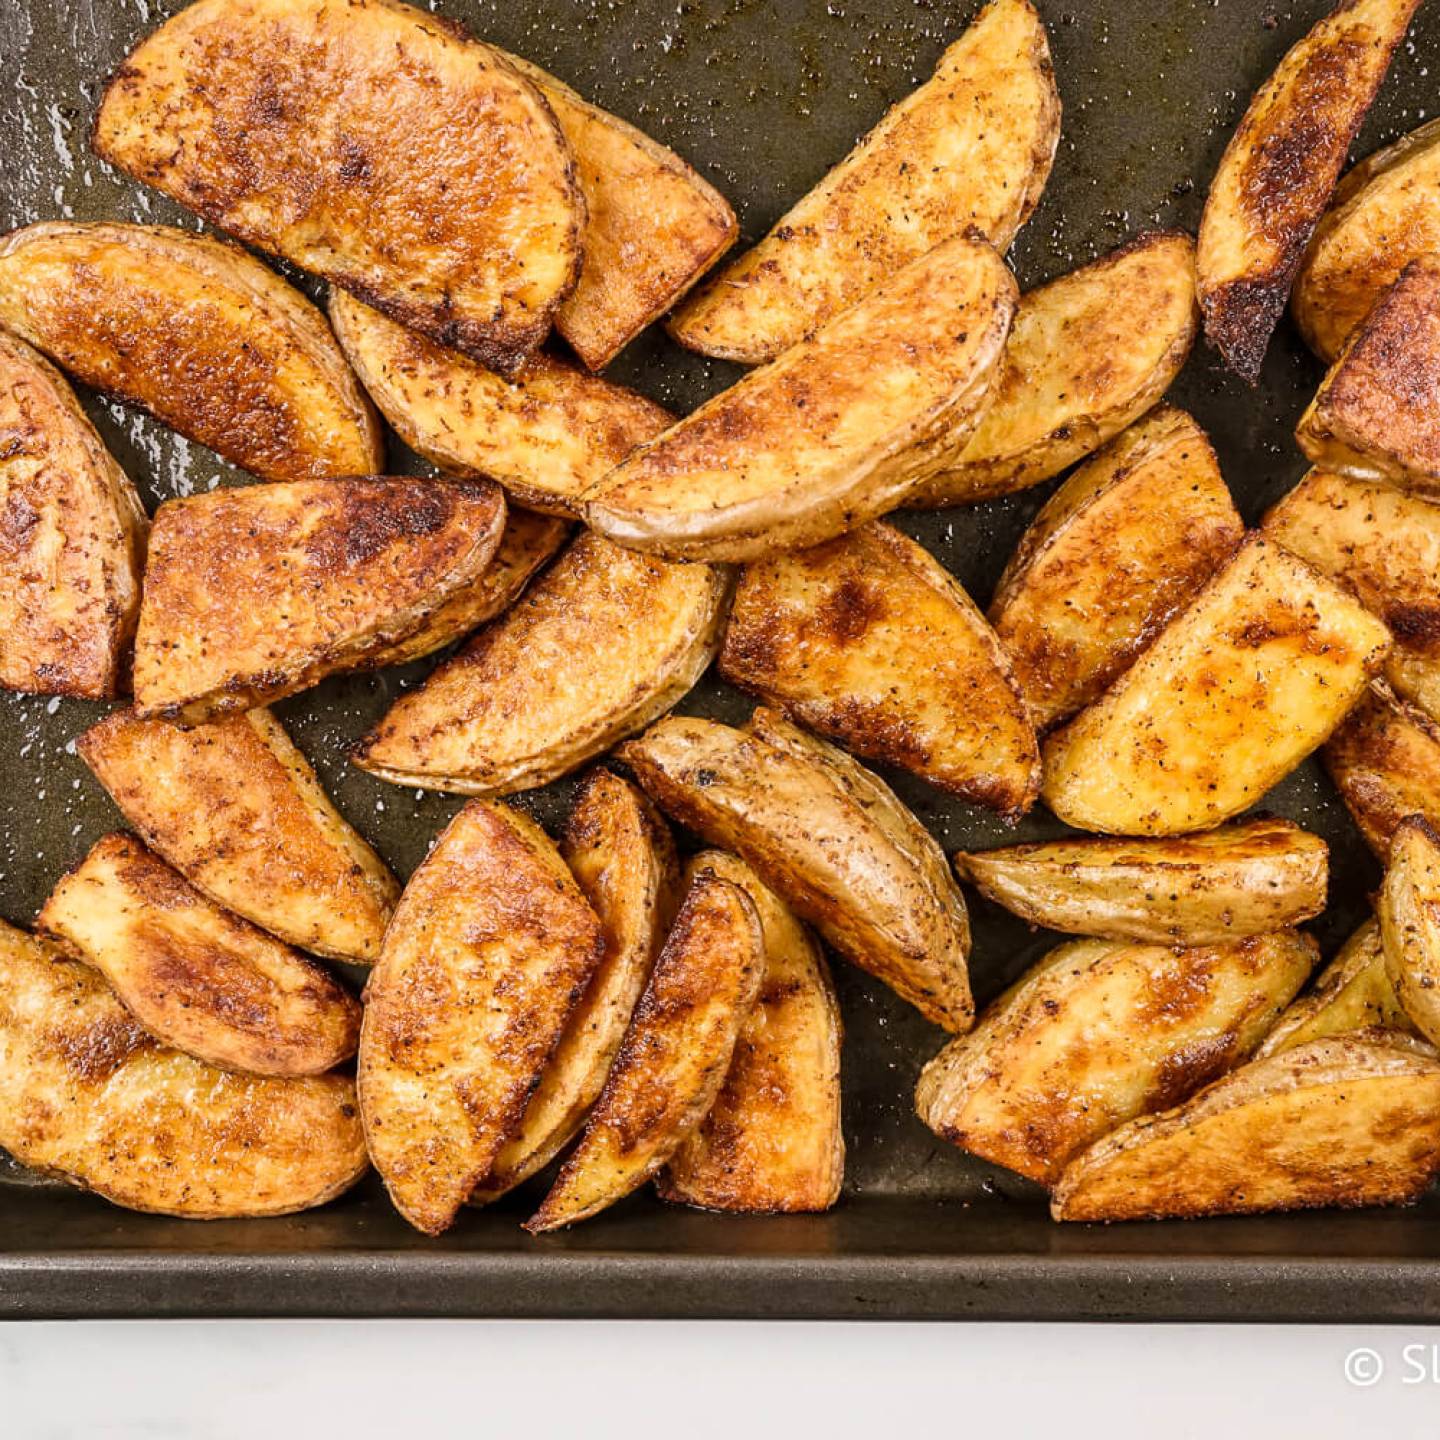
[94,0,583,374]
[989,408,1243,730]
[471,770,680,1203]
[352,531,729,795]
[36,834,360,1077]
[525,870,765,1232]
[668,0,1057,362]
[132,477,506,723]
[1196,0,1419,382]
[585,236,1016,562]
[0,222,382,483]
[0,920,366,1218]
[658,852,843,1214]
[906,233,1198,508]
[719,521,1039,816]
[1042,535,1392,836]
[1051,1032,1440,1221]
[0,331,146,700]
[359,801,604,1235]
[1378,815,1440,1048]
[917,930,1315,1185]
[620,708,974,1031]
[329,292,671,517]
[955,818,1328,945]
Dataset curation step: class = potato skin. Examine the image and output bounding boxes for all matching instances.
[720,521,1039,816]
[1378,816,1440,1048]
[0,920,367,1218]
[917,931,1316,1184]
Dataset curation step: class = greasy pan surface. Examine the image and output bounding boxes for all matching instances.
[2,0,1439,1320]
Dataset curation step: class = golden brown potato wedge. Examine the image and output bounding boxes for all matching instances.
[0,222,382,483]
[94,0,583,375]
[36,834,360,1077]
[989,408,1243,730]
[917,930,1315,1185]
[658,852,843,1214]
[132,477,506,723]
[526,870,765,1232]
[352,531,729,795]
[0,919,367,1218]
[329,292,671,517]
[955,818,1328,945]
[1378,815,1440,1048]
[77,706,397,965]
[471,770,680,1203]
[906,233,1198,508]
[586,236,1016,562]
[1197,0,1419,382]
[1051,1032,1440,1221]
[620,708,974,1032]
[1042,535,1392,836]
[668,0,1057,362]
[0,331,146,700]
[719,521,1039,816]
[359,801,604,1235]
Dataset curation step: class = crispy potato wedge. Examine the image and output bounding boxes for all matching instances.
[955,818,1328,945]
[0,222,381,483]
[586,236,1016,562]
[1042,535,1392,836]
[989,408,1244,730]
[0,919,366,1218]
[36,834,359,1077]
[907,233,1198,508]
[620,708,974,1031]
[360,801,604,1235]
[94,0,583,375]
[352,531,728,795]
[668,0,1057,362]
[1051,1032,1440,1221]
[1196,0,1419,382]
[1378,816,1440,1048]
[918,930,1315,1185]
[0,331,146,700]
[329,292,671,517]
[719,521,1039,816]
[526,870,765,1232]
[658,852,843,1214]
[472,770,680,1203]
[132,477,505,723]
[77,707,397,965]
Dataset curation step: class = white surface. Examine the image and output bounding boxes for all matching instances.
[2,1321,1439,1438]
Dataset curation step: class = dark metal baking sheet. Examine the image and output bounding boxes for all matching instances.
[1,0,1437,1321]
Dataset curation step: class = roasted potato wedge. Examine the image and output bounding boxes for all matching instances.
[719,521,1039,816]
[0,222,381,483]
[989,408,1243,730]
[668,0,1057,362]
[917,930,1315,1185]
[1378,816,1440,1048]
[472,770,680,1203]
[0,331,146,700]
[329,292,671,517]
[907,233,1198,508]
[1051,1032,1440,1221]
[1196,0,1419,382]
[94,0,583,374]
[353,531,728,795]
[585,236,1016,562]
[359,801,604,1235]
[620,708,974,1032]
[526,870,765,1232]
[0,920,367,1218]
[1042,535,1392,836]
[658,852,843,1214]
[36,834,360,1077]
[955,818,1328,945]
[132,477,506,723]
